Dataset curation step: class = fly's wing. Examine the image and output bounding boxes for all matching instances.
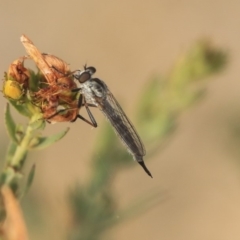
[99,89,146,157]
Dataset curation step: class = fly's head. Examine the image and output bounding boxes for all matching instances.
[73,66,96,83]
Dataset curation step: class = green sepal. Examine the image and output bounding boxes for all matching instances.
[29,127,69,150]
[5,103,18,143]
[8,99,32,118]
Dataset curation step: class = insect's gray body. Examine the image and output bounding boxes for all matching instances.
[74,68,152,178]
[79,79,105,106]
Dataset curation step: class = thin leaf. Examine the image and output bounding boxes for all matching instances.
[6,141,18,165]
[26,164,35,192]
[4,103,18,143]
[20,164,35,198]
[29,127,70,150]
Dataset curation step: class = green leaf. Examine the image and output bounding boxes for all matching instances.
[20,164,36,198]
[5,103,18,143]
[29,127,70,150]
[6,141,18,165]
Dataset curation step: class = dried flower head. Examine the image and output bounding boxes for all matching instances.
[19,35,80,123]
[7,57,30,87]
[2,35,82,123]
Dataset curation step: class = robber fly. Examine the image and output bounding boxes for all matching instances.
[72,66,152,178]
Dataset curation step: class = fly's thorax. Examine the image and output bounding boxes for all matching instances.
[91,78,108,98]
[81,78,107,105]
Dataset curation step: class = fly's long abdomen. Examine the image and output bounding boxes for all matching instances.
[100,95,152,178]
[101,99,141,155]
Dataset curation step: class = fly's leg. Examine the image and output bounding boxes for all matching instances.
[46,108,72,120]
[72,88,82,93]
[73,94,98,127]
[71,113,97,127]
[82,103,97,108]
[45,107,97,127]
[83,103,97,127]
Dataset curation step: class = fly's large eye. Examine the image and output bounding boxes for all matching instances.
[74,66,96,83]
[78,71,91,83]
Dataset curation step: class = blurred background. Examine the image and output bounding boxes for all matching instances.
[1,0,240,239]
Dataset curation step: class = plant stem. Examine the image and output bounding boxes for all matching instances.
[10,123,33,169]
